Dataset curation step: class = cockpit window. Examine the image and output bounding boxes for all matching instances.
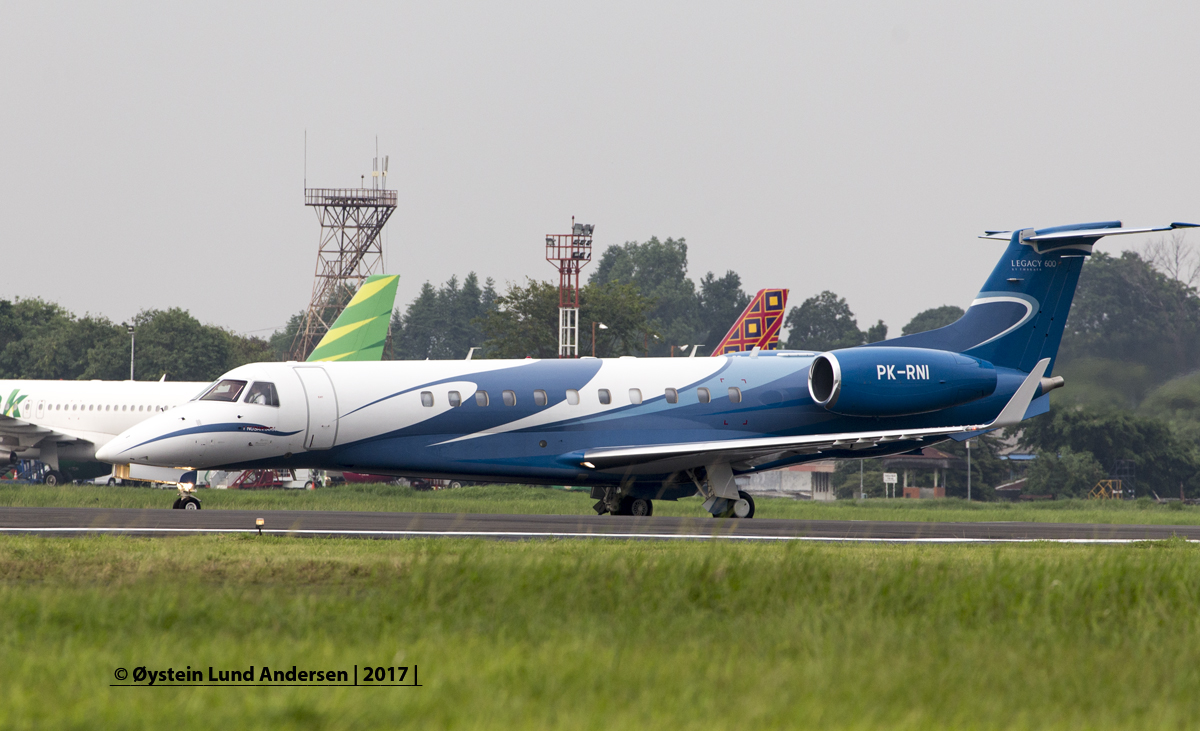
[244,382,280,407]
[200,379,247,402]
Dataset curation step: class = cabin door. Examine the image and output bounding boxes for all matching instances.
[294,367,339,450]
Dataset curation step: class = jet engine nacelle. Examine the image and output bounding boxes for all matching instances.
[808,346,998,417]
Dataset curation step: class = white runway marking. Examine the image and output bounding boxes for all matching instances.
[1,526,1190,544]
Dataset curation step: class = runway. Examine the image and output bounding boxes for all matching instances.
[2,506,1199,543]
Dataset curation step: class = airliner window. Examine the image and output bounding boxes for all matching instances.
[665,388,678,404]
[476,391,490,406]
[244,382,280,407]
[448,391,462,407]
[566,389,580,405]
[200,379,248,402]
[533,390,548,406]
[698,387,711,404]
[629,388,642,405]
[728,387,742,403]
[502,390,517,406]
[598,389,611,405]
[421,391,435,407]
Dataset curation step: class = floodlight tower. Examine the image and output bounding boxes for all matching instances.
[290,155,397,360]
[545,218,594,357]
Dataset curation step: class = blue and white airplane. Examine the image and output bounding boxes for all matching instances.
[98,221,1196,518]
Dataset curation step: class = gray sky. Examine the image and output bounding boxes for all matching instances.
[2,1,1198,339]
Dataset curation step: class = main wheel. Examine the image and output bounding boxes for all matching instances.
[181,496,201,510]
[732,490,755,519]
[630,497,653,517]
[43,470,65,486]
[613,495,634,516]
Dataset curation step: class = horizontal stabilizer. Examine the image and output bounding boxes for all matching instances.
[980,221,1198,241]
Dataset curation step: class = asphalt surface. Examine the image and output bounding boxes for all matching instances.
[2,506,1200,542]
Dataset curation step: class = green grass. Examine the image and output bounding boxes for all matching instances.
[4,481,1200,525]
[3,535,1200,729]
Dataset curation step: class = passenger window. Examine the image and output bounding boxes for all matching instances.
[200,379,248,402]
[698,387,711,404]
[88,405,93,411]
[533,390,548,406]
[502,390,516,406]
[476,391,490,406]
[728,387,742,403]
[448,391,462,407]
[665,388,678,404]
[629,388,642,405]
[598,389,611,405]
[566,389,580,405]
[244,382,280,407]
[420,391,434,407]
[139,405,144,412]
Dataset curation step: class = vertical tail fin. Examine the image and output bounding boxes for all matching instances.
[878,222,1197,371]
[305,275,400,362]
[713,288,789,355]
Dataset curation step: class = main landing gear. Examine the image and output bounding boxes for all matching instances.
[591,487,653,517]
[707,490,755,519]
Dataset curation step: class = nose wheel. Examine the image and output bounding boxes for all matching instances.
[172,496,202,510]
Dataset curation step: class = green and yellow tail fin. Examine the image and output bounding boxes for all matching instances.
[306,275,399,362]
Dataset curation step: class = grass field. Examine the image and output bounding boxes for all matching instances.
[3,480,1200,525]
[2,534,1199,729]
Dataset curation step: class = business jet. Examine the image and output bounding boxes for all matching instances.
[0,274,398,484]
[99,222,1195,517]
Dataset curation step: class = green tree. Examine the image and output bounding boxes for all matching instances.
[389,274,498,360]
[865,320,888,343]
[590,237,701,354]
[901,305,964,336]
[1026,446,1108,498]
[1061,251,1200,382]
[479,279,654,359]
[129,309,235,382]
[696,271,751,351]
[783,291,865,351]
[1018,407,1200,497]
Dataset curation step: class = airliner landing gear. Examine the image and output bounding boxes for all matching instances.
[618,496,653,517]
[43,470,66,486]
[707,491,755,519]
[591,487,652,516]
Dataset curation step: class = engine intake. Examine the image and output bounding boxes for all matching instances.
[808,346,998,417]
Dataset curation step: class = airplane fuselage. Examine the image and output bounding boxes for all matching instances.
[100,353,1031,500]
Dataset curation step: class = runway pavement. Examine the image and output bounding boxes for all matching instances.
[2,506,1200,542]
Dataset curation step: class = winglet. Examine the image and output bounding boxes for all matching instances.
[986,358,1051,429]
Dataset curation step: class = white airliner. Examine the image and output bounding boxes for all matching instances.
[0,274,400,484]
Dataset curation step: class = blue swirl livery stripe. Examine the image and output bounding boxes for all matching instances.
[965,292,1039,349]
[121,423,301,454]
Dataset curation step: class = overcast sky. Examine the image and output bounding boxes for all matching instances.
[2,1,1198,339]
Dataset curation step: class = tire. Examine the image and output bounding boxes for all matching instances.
[449,481,463,489]
[305,481,314,490]
[733,490,756,519]
[106,478,116,486]
[43,470,65,486]
[630,498,653,517]
[181,496,201,510]
[171,498,183,509]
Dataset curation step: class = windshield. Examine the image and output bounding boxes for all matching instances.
[243,382,280,407]
[200,379,247,402]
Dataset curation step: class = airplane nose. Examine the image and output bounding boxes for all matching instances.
[96,434,135,464]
